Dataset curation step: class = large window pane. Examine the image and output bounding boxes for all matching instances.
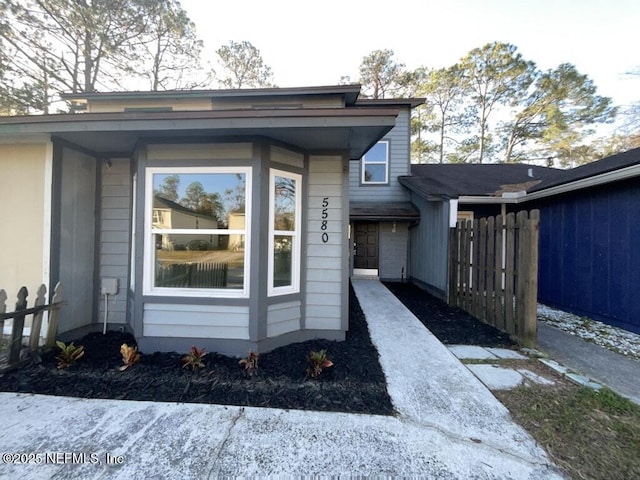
[154,234,245,289]
[146,166,251,297]
[273,235,293,287]
[153,172,246,229]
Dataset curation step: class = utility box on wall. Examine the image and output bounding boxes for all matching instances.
[101,278,119,296]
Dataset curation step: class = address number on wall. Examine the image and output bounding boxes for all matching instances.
[321,197,329,243]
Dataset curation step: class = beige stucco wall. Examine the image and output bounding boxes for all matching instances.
[0,142,50,299]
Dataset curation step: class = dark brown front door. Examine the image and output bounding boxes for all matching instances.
[354,222,379,270]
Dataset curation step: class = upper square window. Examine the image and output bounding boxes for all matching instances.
[361,141,389,184]
[144,167,251,298]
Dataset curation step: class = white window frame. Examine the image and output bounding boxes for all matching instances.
[361,140,389,184]
[268,169,302,296]
[143,166,252,298]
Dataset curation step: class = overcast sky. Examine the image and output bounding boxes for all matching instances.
[180,0,639,108]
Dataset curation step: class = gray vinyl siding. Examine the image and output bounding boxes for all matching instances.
[349,108,411,202]
[305,156,344,331]
[98,158,131,325]
[58,148,97,333]
[143,303,250,339]
[379,221,410,281]
[267,301,301,337]
[409,194,450,298]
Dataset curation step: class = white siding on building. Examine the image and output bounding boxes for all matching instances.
[99,158,131,324]
[143,303,250,339]
[305,156,344,331]
[267,301,301,337]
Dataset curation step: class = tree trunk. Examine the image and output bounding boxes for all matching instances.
[83,30,94,92]
[439,111,446,164]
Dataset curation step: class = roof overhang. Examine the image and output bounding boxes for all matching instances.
[0,107,398,158]
[61,84,363,106]
[350,201,420,221]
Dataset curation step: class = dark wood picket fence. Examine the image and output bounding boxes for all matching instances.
[449,210,539,347]
[156,262,228,288]
[0,283,64,371]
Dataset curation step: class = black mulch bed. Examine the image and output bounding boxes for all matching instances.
[0,282,515,414]
[383,282,517,348]
[0,284,394,415]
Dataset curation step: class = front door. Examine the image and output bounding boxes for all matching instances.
[353,222,379,272]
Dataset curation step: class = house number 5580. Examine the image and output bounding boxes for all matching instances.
[321,197,329,243]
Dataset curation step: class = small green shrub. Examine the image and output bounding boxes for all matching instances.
[186,240,211,251]
[119,343,141,371]
[55,341,85,369]
[182,346,207,371]
[307,349,333,379]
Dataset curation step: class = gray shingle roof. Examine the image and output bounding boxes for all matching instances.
[400,148,640,198]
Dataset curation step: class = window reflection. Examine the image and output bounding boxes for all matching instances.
[150,170,248,292]
[273,235,293,287]
[274,175,296,231]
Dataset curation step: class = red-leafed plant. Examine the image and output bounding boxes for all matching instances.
[182,346,207,371]
[239,351,259,377]
[307,349,333,379]
[119,343,141,371]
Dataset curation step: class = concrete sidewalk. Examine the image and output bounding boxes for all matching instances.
[0,279,562,479]
[538,322,640,405]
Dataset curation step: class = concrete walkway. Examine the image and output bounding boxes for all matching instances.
[0,279,562,479]
[538,322,640,405]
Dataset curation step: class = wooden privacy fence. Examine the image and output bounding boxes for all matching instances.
[0,283,64,371]
[156,262,228,288]
[448,210,540,347]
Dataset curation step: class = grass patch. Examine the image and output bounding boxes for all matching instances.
[496,384,640,480]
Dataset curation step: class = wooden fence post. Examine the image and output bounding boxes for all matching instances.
[515,211,528,337]
[45,282,63,350]
[494,215,504,331]
[486,216,495,327]
[521,210,540,347]
[29,284,47,351]
[504,213,516,335]
[8,287,28,365]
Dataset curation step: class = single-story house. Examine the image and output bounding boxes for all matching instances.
[0,85,411,355]
[400,147,640,334]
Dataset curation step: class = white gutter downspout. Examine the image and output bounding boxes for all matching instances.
[448,198,459,227]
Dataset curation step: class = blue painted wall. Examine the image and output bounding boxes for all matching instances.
[530,178,640,334]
